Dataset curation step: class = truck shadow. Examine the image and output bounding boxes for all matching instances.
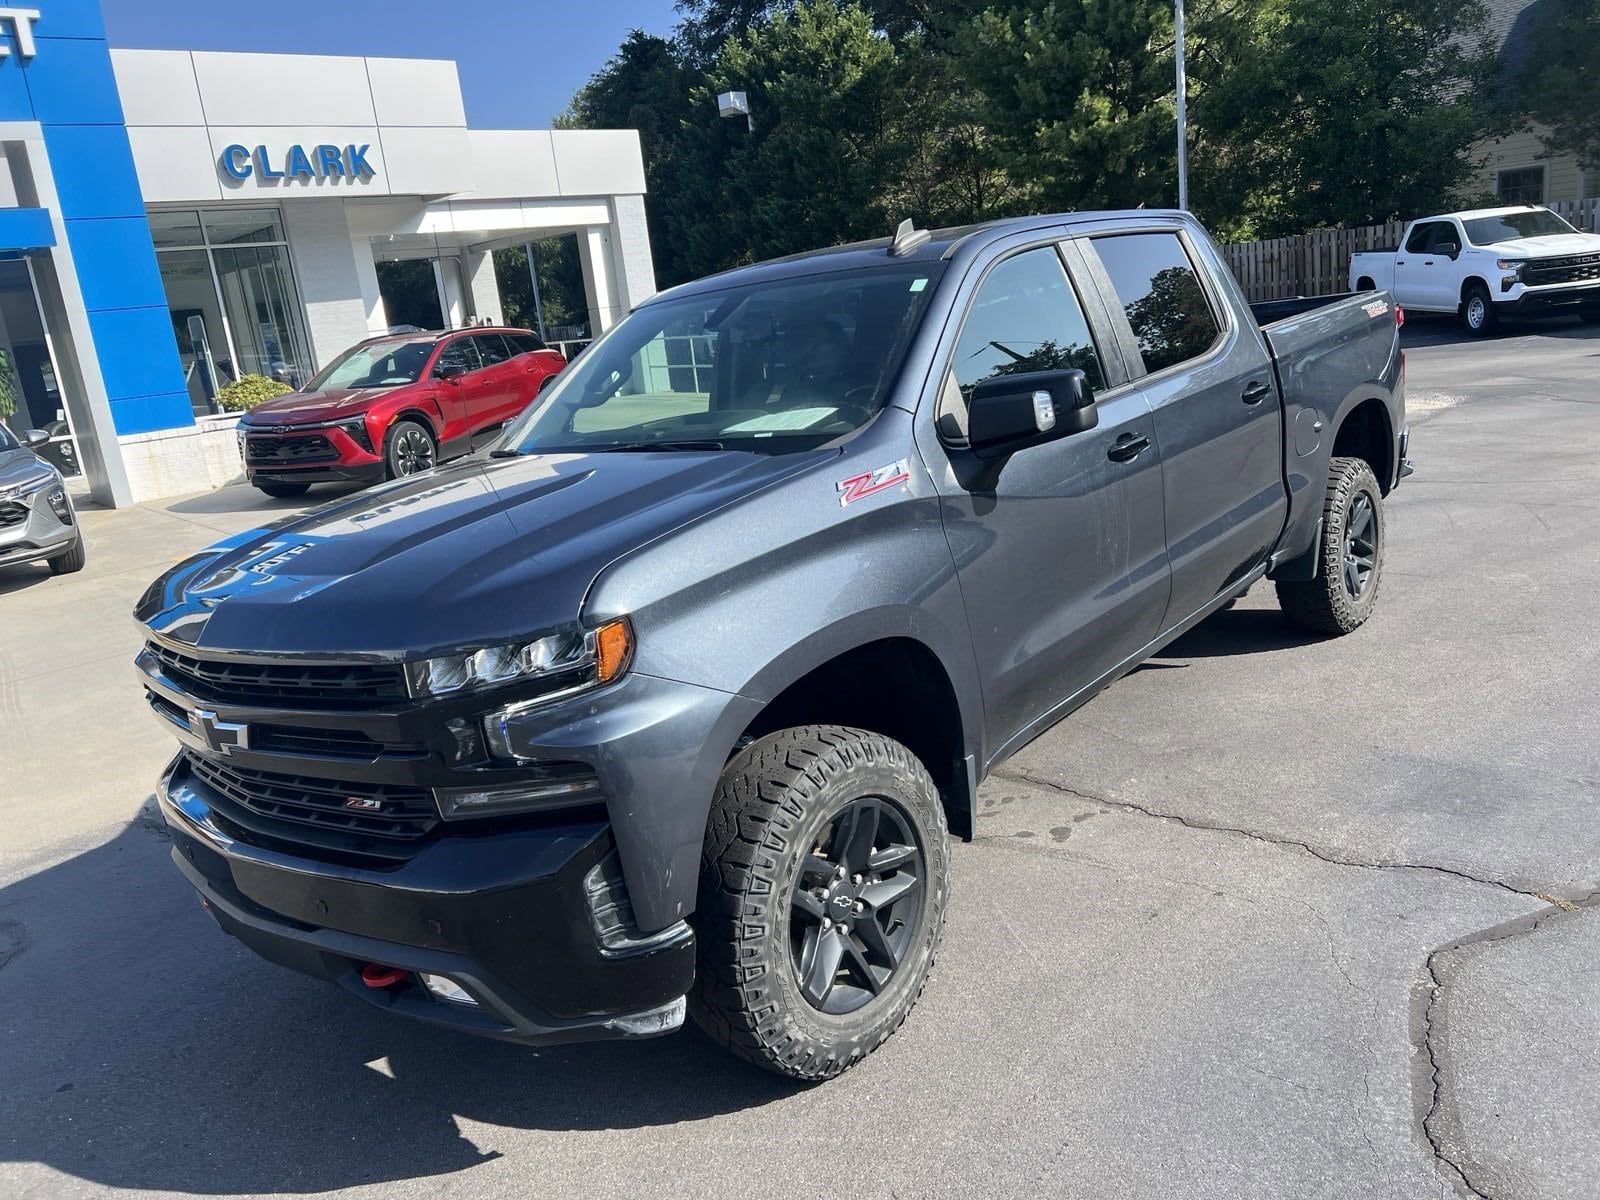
[1156,607,1331,660]
[1399,311,1596,349]
[0,812,796,1194]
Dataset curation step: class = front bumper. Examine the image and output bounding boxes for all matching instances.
[158,754,696,1045]
[0,480,78,568]
[1498,280,1600,315]
[240,424,385,485]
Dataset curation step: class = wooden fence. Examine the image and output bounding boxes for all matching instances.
[1220,198,1600,302]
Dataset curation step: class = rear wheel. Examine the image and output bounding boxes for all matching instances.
[691,726,949,1081]
[1275,456,1384,635]
[1462,283,1499,336]
[384,420,437,479]
[255,482,309,499]
[47,535,86,575]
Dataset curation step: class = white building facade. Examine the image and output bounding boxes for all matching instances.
[0,5,655,505]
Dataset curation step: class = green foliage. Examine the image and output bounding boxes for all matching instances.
[493,238,589,335]
[0,349,17,422]
[563,0,1511,267]
[1197,0,1497,237]
[1516,0,1600,170]
[216,374,293,413]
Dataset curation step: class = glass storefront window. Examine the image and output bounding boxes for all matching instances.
[150,206,315,411]
[0,260,79,475]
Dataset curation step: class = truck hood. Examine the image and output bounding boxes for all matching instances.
[137,448,832,655]
[239,388,392,424]
[1487,232,1600,259]
[0,445,56,492]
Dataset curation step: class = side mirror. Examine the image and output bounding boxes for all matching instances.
[1434,241,1460,258]
[435,363,467,381]
[966,369,1098,461]
[23,428,49,449]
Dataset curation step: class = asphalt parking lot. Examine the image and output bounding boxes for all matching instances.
[2,316,1596,1199]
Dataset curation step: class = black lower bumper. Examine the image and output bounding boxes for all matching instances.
[1498,284,1600,316]
[158,761,695,1046]
[245,462,385,486]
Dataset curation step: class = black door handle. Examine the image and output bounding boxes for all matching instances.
[1107,432,1150,463]
[1241,381,1272,406]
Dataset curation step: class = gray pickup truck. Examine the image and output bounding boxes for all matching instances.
[137,210,1408,1081]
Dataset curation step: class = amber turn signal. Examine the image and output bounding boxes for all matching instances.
[595,617,633,684]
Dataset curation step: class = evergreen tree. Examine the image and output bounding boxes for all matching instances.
[1515,0,1600,171]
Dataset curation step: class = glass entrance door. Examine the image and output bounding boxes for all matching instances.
[0,258,79,477]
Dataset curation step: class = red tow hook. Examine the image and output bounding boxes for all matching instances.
[360,963,409,989]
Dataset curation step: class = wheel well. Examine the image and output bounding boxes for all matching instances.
[1460,276,1490,305]
[739,638,971,837]
[1356,276,1375,291]
[1331,398,1394,494]
[389,409,438,443]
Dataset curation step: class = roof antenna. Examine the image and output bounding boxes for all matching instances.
[889,218,930,257]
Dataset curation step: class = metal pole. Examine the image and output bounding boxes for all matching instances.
[1175,0,1188,211]
[525,241,548,343]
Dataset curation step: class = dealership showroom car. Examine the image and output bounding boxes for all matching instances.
[0,421,84,575]
[237,328,567,498]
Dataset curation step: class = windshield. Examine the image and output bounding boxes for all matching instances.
[1463,209,1577,246]
[0,421,17,452]
[496,262,945,456]
[307,338,436,391]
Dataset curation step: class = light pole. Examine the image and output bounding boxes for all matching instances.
[1175,0,1188,210]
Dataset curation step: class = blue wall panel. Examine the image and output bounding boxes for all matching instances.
[31,0,106,39]
[23,37,125,125]
[0,208,55,250]
[87,306,189,403]
[64,216,167,310]
[41,124,146,219]
[0,57,31,120]
[109,391,196,436]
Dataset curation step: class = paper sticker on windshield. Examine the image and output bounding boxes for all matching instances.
[724,407,836,433]
[837,458,911,507]
[1362,299,1390,319]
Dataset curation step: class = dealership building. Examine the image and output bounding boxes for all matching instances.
[0,1,657,504]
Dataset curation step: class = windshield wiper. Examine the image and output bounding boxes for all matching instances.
[598,440,726,452]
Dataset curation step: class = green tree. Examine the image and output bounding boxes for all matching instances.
[1197,0,1497,237]
[493,238,588,335]
[1515,0,1600,171]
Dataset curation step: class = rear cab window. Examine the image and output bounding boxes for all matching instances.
[1090,231,1223,376]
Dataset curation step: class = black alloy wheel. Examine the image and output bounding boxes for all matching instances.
[1342,491,1377,600]
[387,421,436,478]
[789,795,925,1015]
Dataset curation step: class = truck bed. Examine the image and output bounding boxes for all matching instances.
[1249,292,1366,326]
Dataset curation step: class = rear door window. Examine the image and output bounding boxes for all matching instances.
[1090,232,1222,376]
[473,334,513,366]
[434,337,481,376]
[506,332,544,354]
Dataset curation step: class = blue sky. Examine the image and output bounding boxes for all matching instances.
[101,0,682,128]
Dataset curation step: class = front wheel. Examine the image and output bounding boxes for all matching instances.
[1462,283,1499,336]
[1275,456,1384,635]
[691,726,949,1081]
[384,420,437,479]
[47,535,86,575]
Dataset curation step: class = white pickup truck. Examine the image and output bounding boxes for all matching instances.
[1349,205,1600,335]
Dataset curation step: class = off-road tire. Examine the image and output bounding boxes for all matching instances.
[47,536,86,575]
[384,420,437,479]
[1462,282,1498,336]
[690,725,949,1082]
[255,482,310,499]
[1275,456,1384,635]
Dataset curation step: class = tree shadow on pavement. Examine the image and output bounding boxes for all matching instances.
[0,812,796,1194]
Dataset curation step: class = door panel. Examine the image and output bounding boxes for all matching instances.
[470,333,522,427]
[1396,221,1456,310]
[1085,230,1286,628]
[430,337,480,449]
[923,244,1169,753]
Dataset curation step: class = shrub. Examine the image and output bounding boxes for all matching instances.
[217,374,293,412]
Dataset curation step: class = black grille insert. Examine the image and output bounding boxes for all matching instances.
[1526,254,1600,288]
[0,500,26,527]
[246,434,335,462]
[183,750,438,844]
[148,642,407,709]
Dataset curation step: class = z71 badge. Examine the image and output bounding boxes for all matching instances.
[836,459,911,507]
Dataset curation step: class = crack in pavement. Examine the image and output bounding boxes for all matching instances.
[993,767,1579,908]
[991,765,1600,1199]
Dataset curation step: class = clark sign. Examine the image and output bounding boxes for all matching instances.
[219,143,377,182]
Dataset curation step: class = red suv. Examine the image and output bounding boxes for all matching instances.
[237,328,566,498]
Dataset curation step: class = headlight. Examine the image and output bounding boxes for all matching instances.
[405,617,633,699]
[45,486,72,524]
[1495,258,1526,275]
[336,415,373,453]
